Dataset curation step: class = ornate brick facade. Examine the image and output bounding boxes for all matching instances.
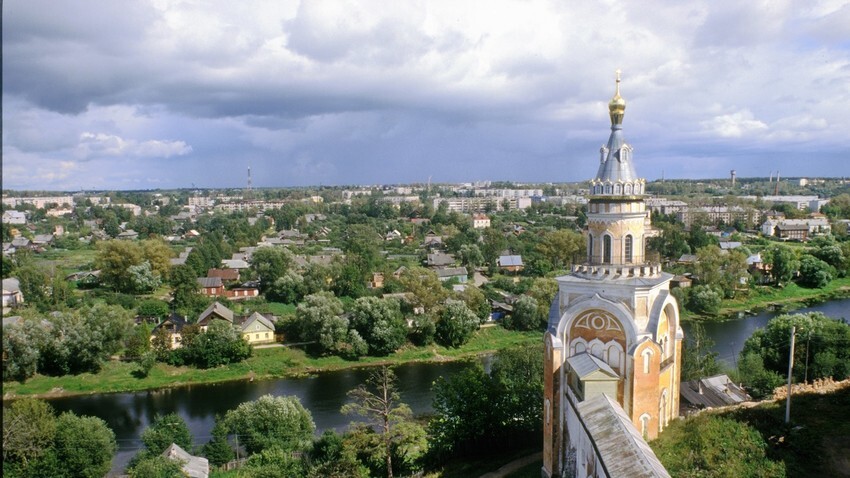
[542,75,682,478]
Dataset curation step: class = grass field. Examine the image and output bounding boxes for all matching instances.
[652,385,850,477]
[2,326,541,399]
[686,276,850,322]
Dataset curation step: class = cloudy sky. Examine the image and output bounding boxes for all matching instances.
[4,0,850,191]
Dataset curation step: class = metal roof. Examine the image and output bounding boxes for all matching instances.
[498,255,524,267]
[595,126,639,184]
[577,394,671,478]
[161,443,209,478]
[196,277,223,288]
[567,352,618,379]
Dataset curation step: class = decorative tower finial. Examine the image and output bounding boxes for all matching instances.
[609,69,626,126]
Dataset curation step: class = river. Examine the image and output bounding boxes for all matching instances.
[681,297,850,367]
[44,298,849,475]
[48,359,478,475]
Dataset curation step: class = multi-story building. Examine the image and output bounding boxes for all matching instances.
[676,205,759,228]
[2,196,74,209]
[761,216,831,240]
[433,196,532,212]
[645,197,688,216]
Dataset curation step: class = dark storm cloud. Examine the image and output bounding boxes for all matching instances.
[2,0,850,190]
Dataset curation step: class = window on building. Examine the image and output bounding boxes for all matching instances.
[643,349,652,374]
[588,235,593,261]
[265,333,269,338]
[603,235,612,264]
[640,414,650,439]
[624,235,633,263]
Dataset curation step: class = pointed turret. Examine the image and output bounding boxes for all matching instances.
[591,71,645,196]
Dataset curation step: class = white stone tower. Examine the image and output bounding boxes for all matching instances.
[542,73,683,478]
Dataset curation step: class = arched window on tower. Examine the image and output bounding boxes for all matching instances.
[624,235,633,263]
[642,349,653,374]
[603,235,612,264]
[588,234,594,262]
[640,414,650,439]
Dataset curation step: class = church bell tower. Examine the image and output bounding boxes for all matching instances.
[542,72,683,478]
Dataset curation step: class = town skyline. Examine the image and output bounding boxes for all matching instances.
[4,1,850,191]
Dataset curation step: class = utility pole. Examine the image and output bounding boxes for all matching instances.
[804,331,811,384]
[785,326,796,423]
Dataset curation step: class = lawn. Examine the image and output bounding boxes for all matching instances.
[2,326,541,399]
[685,276,850,322]
[652,385,850,477]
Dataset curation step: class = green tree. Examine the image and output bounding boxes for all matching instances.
[687,285,722,315]
[40,304,133,375]
[480,228,507,270]
[202,418,234,467]
[251,246,294,292]
[96,240,144,292]
[797,254,834,288]
[502,295,541,331]
[2,318,43,382]
[128,260,162,293]
[179,320,251,368]
[527,277,558,324]
[140,239,174,280]
[140,413,192,456]
[429,365,495,458]
[536,229,584,269]
[267,270,306,304]
[435,301,479,348]
[397,267,448,314]
[736,352,785,399]
[694,245,749,298]
[224,394,316,455]
[240,446,306,477]
[170,264,206,317]
[136,299,170,320]
[409,315,436,346]
[341,366,426,478]
[14,265,49,311]
[128,455,184,478]
[681,323,722,381]
[490,345,543,434]
[820,193,850,219]
[764,245,799,286]
[2,398,56,466]
[349,297,407,356]
[307,430,366,478]
[458,244,484,271]
[740,312,850,384]
[54,412,117,478]
[455,285,491,323]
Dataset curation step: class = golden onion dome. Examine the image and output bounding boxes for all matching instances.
[608,69,626,125]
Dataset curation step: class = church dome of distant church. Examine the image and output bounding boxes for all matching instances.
[591,71,646,197]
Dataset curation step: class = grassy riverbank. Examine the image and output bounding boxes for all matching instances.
[2,326,540,400]
[685,277,850,322]
[651,384,850,477]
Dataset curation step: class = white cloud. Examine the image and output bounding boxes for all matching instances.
[75,132,192,159]
[702,110,769,138]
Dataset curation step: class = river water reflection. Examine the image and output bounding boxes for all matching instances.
[681,297,849,366]
[44,298,848,475]
[48,359,478,475]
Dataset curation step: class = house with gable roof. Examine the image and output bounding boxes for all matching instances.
[198,302,234,330]
[239,312,276,345]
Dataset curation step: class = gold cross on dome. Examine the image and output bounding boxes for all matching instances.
[615,69,621,83]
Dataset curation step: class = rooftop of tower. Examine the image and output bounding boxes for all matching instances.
[593,71,643,189]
